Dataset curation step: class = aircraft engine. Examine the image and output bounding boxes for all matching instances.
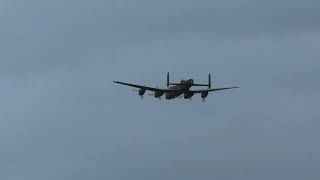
[138,89,146,96]
[154,91,164,98]
[201,91,208,99]
[184,92,194,99]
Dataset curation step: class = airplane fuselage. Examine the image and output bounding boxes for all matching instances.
[165,79,193,100]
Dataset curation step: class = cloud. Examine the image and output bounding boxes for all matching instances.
[1,0,319,76]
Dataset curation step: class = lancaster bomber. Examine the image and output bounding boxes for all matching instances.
[113,72,238,100]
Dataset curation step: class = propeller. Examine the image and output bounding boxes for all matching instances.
[148,93,162,100]
[132,88,144,100]
[147,86,163,100]
[208,73,211,89]
[132,88,138,92]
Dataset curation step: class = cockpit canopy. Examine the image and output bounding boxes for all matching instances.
[180,79,194,84]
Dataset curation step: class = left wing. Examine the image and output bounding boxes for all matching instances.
[190,87,239,93]
[113,81,175,92]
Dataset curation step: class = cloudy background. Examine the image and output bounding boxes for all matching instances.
[1,0,320,179]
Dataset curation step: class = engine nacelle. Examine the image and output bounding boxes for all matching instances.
[184,92,194,99]
[201,91,208,99]
[154,91,164,98]
[139,89,146,96]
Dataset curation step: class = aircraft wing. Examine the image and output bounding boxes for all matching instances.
[113,81,175,92]
[190,87,239,93]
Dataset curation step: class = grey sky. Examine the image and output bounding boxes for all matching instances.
[1,0,320,180]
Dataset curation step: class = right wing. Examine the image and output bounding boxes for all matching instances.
[190,87,239,93]
[113,81,175,92]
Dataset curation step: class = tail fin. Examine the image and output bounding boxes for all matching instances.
[192,73,212,89]
[209,73,211,89]
[167,72,170,87]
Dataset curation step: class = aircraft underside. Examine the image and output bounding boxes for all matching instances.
[165,92,184,100]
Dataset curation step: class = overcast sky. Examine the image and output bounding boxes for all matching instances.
[1,0,320,179]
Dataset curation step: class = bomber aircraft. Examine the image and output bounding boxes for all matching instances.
[113,72,238,101]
